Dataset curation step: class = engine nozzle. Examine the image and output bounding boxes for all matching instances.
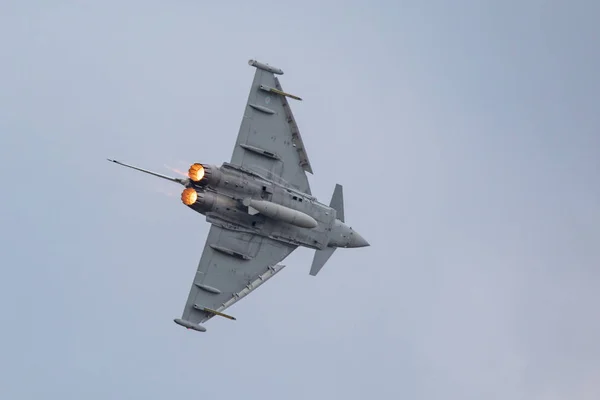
[186,163,222,187]
[188,163,205,182]
[181,188,198,205]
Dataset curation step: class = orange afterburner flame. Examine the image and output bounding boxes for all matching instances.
[188,163,205,182]
[181,188,198,206]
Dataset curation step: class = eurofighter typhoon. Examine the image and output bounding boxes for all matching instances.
[108,59,369,333]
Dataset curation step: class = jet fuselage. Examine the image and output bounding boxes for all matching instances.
[180,162,368,250]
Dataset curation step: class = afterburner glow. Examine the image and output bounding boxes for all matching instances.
[181,188,198,205]
[188,163,205,182]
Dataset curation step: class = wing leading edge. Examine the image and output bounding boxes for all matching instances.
[177,224,297,330]
[230,59,313,195]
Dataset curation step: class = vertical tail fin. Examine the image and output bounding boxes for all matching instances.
[329,184,344,222]
[309,184,344,276]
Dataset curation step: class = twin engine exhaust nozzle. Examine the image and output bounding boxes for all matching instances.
[188,163,205,182]
[183,162,318,229]
[181,188,198,205]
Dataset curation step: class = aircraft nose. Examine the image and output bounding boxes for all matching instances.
[348,230,370,248]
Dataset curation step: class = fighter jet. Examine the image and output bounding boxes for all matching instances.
[108,59,369,333]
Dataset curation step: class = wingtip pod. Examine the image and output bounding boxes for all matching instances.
[248,59,284,75]
[174,318,207,332]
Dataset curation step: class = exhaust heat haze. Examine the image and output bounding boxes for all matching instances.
[164,164,188,178]
[188,163,205,182]
[181,188,198,205]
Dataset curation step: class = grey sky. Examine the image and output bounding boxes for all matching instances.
[1,1,599,399]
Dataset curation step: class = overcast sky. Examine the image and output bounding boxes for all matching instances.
[1,1,599,399]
